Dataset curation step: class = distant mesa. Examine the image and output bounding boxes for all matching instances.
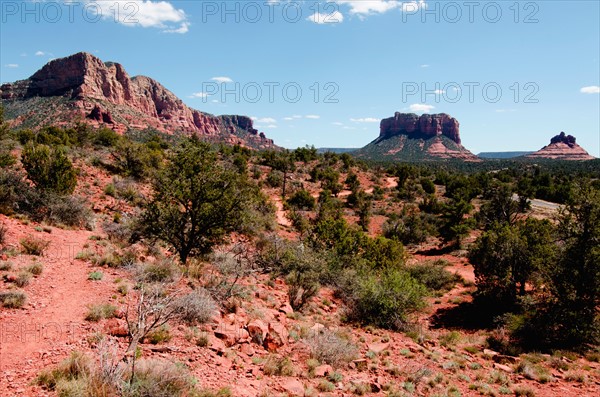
[525,132,595,161]
[379,112,462,144]
[355,112,479,161]
[0,52,276,150]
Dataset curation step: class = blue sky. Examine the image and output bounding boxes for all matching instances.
[1,0,599,155]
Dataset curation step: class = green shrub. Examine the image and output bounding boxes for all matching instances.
[407,260,460,292]
[21,142,77,194]
[287,189,316,211]
[265,170,283,188]
[88,271,104,281]
[137,260,177,283]
[93,128,120,147]
[47,195,94,229]
[342,268,427,330]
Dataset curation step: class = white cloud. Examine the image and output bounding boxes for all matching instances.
[408,103,435,113]
[580,85,600,94]
[189,92,208,98]
[252,117,277,124]
[283,115,303,121]
[401,1,426,13]
[350,117,379,123]
[336,0,426,16]
[283,117,294,121]
[332,122,344,126]
[434,89,445,95]
[305,115,321,119]
[35,51,47,56]
[87,0,189,34]
[4,64,19,68]
[420,64,430,68]
[307,11,344,24]
[212,76,233,83]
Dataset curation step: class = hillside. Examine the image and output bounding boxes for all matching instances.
[0,52,276,150]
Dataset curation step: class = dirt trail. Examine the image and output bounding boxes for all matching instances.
[0,218,121,395]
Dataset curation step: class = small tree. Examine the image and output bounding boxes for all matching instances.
[21,143,77,194]
[469,218,555,307]
[140,141,257,264]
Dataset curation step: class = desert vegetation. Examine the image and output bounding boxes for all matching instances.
[1,110,599,396]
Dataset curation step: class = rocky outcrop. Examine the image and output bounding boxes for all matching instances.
[526,132,595,161]
[379,112,461,144]
[355,112,478,161]
[0,52,275,149]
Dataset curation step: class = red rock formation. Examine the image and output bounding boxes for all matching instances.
[380,112,461,144]
[526,132,595,161]
[0,52,276,149]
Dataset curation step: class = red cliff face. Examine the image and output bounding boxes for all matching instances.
[526,132,595,161]
[380,112,461,144]
[0,52,275,149]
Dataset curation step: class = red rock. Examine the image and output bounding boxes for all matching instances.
[214,325,249,347]
[493,363,514,373]
[380,112,461,144]
[239,343,255,357]
[208,336,227,353]
[364,112,479,161]
[367,342,389,354]
[314,364,332,377]
[0,52,277,150]
[279,302,294,315]
[526,132,595,161]
[247,319,268,345]
[264,322,288,352]
[104,318,128,337]
[281,379,304,396]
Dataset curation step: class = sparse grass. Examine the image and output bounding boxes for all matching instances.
[88,271,103,281]
[515,361,550,382]
[0,261,13,271]
[317,380,335,392]
[513,386,536,397]
[328,371,343,383]
[75,250,94,261]
[173,289,217,325]
[263,355,295,376]
[349,382,370,395]
[26,262,43,275]
[0,291,26,308]
[137,260,177,283]
[196,333,209,347]
[20,235,50,255]
[304,329,358,368]
[146,325,172,344]
[117,284,128,296]
[440,331,461,347]
[585,350,600,363]
[564,370,587,383]
[85,303,117,322]
[15,271,32,287]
